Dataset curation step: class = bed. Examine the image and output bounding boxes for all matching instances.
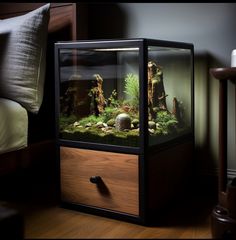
[0,98,27,155]
[0,3,87,176]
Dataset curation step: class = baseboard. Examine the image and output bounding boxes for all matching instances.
[199,167,236,179]
[228,169,236,180]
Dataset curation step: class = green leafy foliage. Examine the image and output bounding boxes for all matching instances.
[102,107,120,122]
[156,110,178,134]
[107,89,120,108]
[78,115,104,126]
[76,106,121,126]
[124,73,139,109]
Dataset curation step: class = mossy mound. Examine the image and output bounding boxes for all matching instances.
[60,125,139,147]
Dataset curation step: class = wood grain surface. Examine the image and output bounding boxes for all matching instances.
[60,147,139,215]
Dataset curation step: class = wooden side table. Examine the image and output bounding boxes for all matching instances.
[210,67,236,239]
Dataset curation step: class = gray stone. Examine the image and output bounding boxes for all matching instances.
[115,113,131,131]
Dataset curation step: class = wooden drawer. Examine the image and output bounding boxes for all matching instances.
[60,147,139,216]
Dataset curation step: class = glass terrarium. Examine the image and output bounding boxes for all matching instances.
[55,39,193,152]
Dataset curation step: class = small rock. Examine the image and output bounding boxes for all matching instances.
[85,122,92,127]
[107,119,115,127]
[115,113,131,131]
[148,121,156,130]
[132,119,139,128]
[96,121,104,128]
[73,121,80,127]
[148,128,155,134]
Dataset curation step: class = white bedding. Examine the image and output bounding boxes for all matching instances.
[0,98,28,154]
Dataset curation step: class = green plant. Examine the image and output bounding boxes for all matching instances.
[124,73,139,109]
[78,115,104,126]
[156,110,178,134]
[107,89,120,108]
[59,114,77,130]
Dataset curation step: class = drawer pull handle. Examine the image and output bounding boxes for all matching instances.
[90,176,102,184]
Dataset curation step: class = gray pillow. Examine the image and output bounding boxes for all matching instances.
[0,3,50,113]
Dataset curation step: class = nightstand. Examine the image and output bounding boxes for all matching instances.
[55,38,194,224]
[210,67,236,239]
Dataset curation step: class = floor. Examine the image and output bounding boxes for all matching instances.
[1,172,216,239]
[24,196,214,239]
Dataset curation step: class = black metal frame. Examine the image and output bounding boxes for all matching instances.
[54,38,194,225]
[55,39,194,153]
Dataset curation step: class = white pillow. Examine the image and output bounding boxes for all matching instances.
[0,3,50,113]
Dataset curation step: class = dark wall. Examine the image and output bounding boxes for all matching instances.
[87,3,236,177]
[87,3,127,39]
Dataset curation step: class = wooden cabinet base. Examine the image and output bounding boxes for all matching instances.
[61,147,139,216]
[59,139,193,225]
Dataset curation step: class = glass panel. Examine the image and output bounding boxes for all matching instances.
[147,46,192,146]
[59,47,140,148]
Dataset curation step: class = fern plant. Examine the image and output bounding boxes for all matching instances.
[124,73,139,109]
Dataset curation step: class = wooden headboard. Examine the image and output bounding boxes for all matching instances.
[0,3,87,143]
[0,3,78,37]
[0,3,87,176]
